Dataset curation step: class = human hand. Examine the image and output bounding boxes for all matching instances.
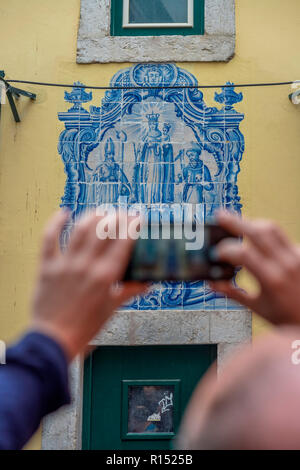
[31,210,147,361]
[210,210,300,325]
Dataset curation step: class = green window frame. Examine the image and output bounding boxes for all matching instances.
[110,0,205,37]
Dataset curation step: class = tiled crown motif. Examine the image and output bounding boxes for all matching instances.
[58,64,245,311]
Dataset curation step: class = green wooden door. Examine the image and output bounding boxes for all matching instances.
[82,344,216,450]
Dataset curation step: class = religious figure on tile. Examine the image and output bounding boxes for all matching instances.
[162,123,175,203]
[177,143,213,219]
[143,65,163,87]
[90,138,131,205]
[133,112,174,204]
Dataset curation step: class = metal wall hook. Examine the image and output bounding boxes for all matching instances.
[0,70,36,122]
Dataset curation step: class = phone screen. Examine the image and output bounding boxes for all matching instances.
[123,223,236,282]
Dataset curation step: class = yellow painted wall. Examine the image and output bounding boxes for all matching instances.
[1,0,300,449]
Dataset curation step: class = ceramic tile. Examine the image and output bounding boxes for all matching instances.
[57,65,245,311]
[182,288,206,310]
[161,288,183,310]
[139,289,161,310]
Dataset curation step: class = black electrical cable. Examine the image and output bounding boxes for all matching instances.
[4,78,298,90]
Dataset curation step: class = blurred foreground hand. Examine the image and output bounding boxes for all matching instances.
[211,210,300,325]
[178,327,300,450]
[31,210,146,361]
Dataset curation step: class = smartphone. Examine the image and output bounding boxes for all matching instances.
[123,223,237,282]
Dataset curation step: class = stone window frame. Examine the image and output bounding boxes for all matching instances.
[42,308,251,449]
[77,0,236,63]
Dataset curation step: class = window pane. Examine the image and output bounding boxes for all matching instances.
[128,0,189,24]
[128,385,174,433]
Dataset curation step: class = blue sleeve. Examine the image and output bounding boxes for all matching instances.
[0,331,70,450]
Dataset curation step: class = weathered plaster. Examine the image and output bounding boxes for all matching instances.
[42,308,251,449]
[77,0,236,63]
